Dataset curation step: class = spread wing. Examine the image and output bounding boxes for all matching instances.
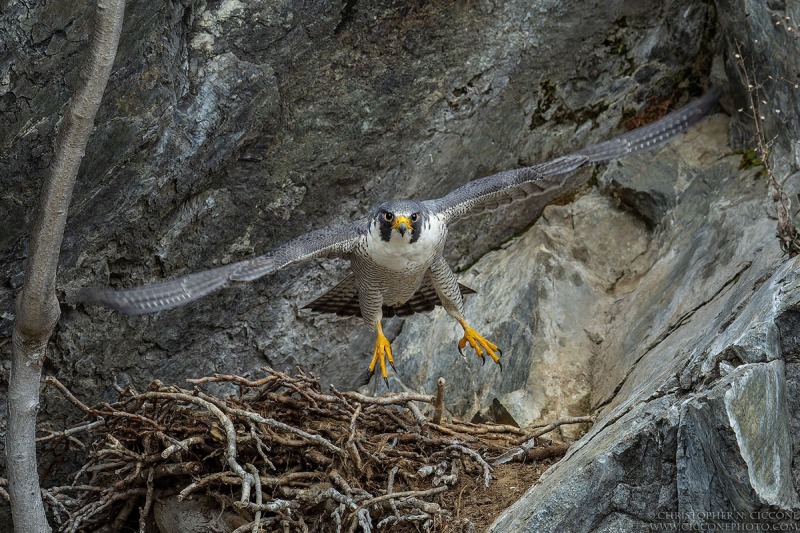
[424,87,722,223]
[79,218,369,315]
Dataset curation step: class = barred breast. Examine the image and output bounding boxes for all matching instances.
[352,213,449,322]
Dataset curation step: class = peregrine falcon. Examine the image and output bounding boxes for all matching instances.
[79,88,721,382]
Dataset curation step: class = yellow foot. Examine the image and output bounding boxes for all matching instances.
[368,322,396,384]
[456,317,502,368]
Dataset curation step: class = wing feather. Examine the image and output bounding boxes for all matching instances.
[425,87,721,223]
[79,219,369,315]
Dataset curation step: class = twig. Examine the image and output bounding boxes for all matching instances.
[248,423,276,471]
[246,464,263,533]
[45,376,93,412]
[39,367,587,530]
[246,411,346,457]
[445,419,526,436]
[407,401,427,427]
[160,436,205,459]
[493,416,593,465]
[526,442,571,461]
[447,444,493,487]
[377,513,432,528]
[179,473,243,501]
[734,40,800,256]
[345,405,363,470]
[386,466,400,517]
[187,373,275,387]
[110,497,138,533]
[359,485,449,509]
[37,419,106,443]
[137,468,154,533]
[432,378,445,424]
[526,415,594,439]
[330,385,435,406]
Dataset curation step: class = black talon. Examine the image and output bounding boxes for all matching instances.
[497,360,503,372]
[383,376,390,388]
[497,347,503,358]
[481,355,486,366]
[389,360,397,373]
[458,345,465,357]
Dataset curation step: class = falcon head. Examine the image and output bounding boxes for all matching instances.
[372,200,427,244]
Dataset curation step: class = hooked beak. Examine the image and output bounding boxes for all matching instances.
[392,216,412,237]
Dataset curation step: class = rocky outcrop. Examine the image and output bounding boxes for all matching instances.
[488,114,800,530]
[487,0,800,529]
[2,0,798,530]
[1,0,717,398]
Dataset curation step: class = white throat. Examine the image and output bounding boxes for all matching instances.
[366,216,445,272]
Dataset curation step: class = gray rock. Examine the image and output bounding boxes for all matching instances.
[487,1,800,529]
[716,0,800,172]
[490,394,684,532]
[0,0,717,418]
[679,361,798,521]
[2,0,799,531]
[488,104,800,528]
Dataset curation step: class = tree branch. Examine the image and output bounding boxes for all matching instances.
[6,1,125,531]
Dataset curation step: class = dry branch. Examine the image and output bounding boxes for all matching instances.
[734,41,800,256]
[7,1,126,531]
[40,368,589,531]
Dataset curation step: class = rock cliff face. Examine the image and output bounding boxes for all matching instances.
[489,114,800,530]
[1,0,717,395]
[487,0,800,529]
[1,0,798,529]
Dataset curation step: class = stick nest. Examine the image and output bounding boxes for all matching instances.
[34,369,592,532]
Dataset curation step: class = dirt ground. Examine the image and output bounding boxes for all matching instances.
[438,459,556,532]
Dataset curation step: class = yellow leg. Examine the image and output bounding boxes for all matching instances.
[456,317,502,366]
[368,322,395,383]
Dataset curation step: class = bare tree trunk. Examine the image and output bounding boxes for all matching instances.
[6,1,125,531]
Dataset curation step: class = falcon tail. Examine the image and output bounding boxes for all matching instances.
[303,274,476,318]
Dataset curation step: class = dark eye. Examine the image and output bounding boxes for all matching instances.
[383,212,394,222]
[410,213,419,222]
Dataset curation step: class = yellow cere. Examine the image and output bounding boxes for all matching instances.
[392,216,412,232]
